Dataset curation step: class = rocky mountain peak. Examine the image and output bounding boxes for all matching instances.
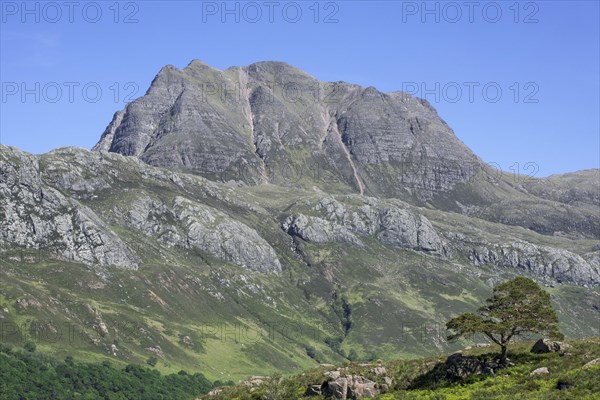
[91,60,599,240]
[93,60,480,200]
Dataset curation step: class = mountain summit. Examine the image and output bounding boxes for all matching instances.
[94,60,599,239]
[94,60,479,197]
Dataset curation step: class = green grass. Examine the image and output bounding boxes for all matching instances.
[206,338,600,400]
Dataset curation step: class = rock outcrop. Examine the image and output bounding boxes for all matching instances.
[321,374,379,399]
[2,144,598,285]
[583,358,600,369]
[0,146,138,269]
[531,339,571,354]
[444,353,500,380]
[0,145,281,273]
[468,241,600,286]
[282,197,446,255]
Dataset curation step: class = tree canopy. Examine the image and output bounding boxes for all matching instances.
[0,343,214,399]
[446,277,563,364]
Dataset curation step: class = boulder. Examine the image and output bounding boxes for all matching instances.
[241,376,266,388]
[322,376,347,399]
[530,367,549,376]
[444,353,484,379]
[321,374,379,399]
[531,339,571,354]
[347,375,379,399]
[583,358,600,369]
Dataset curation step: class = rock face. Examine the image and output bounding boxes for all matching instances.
[376,206,444,253]
[1,144,598,286]
[93,60,480,200]
[171,197,281,273]
[531,339,571,354]
[468,241,600,286]
[0,146,138,269]
[282,197,446,255]
[282,214,363,247]
[115,193,281,272]
[0,145,281,273]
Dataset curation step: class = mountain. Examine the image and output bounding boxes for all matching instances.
[0,60,598,381]
[94,61,479,199]
[94,60,599,239]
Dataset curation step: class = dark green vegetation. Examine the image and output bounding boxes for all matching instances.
[447,277,563,365]
[0,342,214,400]
[206,338,600,400]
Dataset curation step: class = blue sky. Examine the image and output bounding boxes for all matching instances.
[1,0,598,177]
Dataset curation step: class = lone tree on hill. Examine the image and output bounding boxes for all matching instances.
[446,277,563,365]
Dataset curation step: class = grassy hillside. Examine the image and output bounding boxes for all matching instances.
[206,338,600,400]
[1,146,599,381]
[2,339,598,399]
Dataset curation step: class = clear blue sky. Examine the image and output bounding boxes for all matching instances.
[1,0,598,177]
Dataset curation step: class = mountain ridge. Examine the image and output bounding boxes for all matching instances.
[92,60,599,240]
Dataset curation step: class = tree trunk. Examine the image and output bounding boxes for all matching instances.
[499,344,508,365]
